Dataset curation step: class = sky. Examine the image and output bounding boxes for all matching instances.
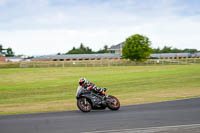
[0,0,200,56]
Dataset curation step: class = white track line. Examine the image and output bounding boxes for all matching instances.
[82,123,200,133]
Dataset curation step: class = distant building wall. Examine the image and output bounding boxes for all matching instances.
[108,42,124,56]
[6,57,23,62]
[32,54,121,61]
[109,49,121,54]
[0,56,6,63]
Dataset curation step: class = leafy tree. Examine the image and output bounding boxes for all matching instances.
[171,48,182,53]
[26,56,34,59]
[67,43,94,54]
[0,44,6,55]
[5,48,14,57]
[122,34,152,61]
[152,46,199,53]
[0,44,3,53]
[80,43,84,50]
[0,44,14,56]
[66,44,110,54]
[161,46,172,53]
[183,48,198,53]
[97,45,109,53]
[152,47,160,53]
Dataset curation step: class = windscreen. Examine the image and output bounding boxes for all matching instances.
[76,86,84,97]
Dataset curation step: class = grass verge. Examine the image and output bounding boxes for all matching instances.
[0,64,200,115]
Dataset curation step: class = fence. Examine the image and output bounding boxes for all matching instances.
[18,58,200,68]
[1,58,200,68]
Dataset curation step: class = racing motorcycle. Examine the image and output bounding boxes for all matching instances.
[76,87,120,112]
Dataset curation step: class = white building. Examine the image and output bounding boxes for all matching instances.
[6,57,23,62]
[108,42,125,55]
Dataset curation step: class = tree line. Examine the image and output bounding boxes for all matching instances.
[122,34,199,61]
[1,40,199,59]
[0,44,14,57]
[62,43,199,55]
[57,43,109,55]
[152,46,199,53]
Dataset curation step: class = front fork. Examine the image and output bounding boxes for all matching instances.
[84,98,88,106]
[105,96,115,104]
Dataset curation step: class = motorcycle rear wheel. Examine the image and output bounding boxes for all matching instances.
[107,95,120,111]
[77,97,92,112]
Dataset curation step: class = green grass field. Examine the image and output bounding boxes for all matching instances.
[0,64,200,115]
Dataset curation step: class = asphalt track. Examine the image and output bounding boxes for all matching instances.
[0,97,200,133]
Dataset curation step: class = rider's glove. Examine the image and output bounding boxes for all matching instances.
[87,85,93,90]
[101,91,105,95]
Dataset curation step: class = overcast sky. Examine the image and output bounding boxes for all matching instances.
[0,0,200,55]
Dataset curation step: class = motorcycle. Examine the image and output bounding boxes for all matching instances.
[76,86,120,112]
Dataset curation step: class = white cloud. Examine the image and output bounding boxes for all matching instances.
[1,14,200,56]
[0,29,117,55]
[0,0,6,6]
[0,0,200,55]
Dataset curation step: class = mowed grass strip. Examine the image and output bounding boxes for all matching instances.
[0,64,200,115]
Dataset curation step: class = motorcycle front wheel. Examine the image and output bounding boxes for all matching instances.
[107,95,120,111]
[77,97,92,112]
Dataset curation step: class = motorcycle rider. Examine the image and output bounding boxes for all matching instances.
[78,78,106,97]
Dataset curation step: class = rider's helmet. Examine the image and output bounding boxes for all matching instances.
[79,78,87,86]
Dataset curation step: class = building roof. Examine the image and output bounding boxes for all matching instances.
[6,57,23,59]
[151,53,195,58]
[108,42,125,50]
[32,53,121,60]
[32,52,200,61]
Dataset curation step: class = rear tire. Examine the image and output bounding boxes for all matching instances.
[107,95,120,111]
[77,97,92,112]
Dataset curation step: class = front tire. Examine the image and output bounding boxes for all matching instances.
[107,95,120,111]
[77,97,92,112]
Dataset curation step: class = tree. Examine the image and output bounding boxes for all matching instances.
[5,48,14,57]
[0,44,14,56]
[97,45,109,53]
[0,44,3,53]
[160,46,172,53]
[0,44,6,54]
[183,48,198,53]
[67,43,94,54]
[152,46,199,53]
[122,34,152,61]
[152,47,161,53]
